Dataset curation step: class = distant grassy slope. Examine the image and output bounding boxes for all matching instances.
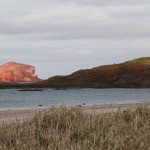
[125,57,150,63]
[1,107,150,149]
[40,57,150,88]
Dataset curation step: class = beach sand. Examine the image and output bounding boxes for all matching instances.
[0,102,150,123]
[0,108,40,123]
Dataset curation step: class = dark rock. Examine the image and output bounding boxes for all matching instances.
[53,87,68,90]
[18,89,44,92]
[82,103,86,106]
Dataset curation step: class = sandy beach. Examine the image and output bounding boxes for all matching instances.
[0,102,150,123]
[0,108,38,123]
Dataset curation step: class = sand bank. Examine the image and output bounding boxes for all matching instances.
[0,102,150,123]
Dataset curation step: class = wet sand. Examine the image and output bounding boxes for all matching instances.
[0,102,150,123]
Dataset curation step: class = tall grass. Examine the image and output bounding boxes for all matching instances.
[0,107,150,150]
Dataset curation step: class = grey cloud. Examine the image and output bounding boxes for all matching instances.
[72,0,150,6]
[0,1,149,40]
[22,0,150,6]
[0,0,150,78]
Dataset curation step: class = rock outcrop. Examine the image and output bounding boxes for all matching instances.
[0,62,40,83]
[41,57,150,88]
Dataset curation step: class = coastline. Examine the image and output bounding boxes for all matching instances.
[1,102,150,123]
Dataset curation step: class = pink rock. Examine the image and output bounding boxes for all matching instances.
[0,62,41,83]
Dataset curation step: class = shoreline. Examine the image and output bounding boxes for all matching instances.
[0,102,150,123]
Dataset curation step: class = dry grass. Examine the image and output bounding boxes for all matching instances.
[0,107,150,150]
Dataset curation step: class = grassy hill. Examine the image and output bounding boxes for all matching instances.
[40,57,150,88]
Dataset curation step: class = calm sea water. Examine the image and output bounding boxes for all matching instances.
[0,88,150,110]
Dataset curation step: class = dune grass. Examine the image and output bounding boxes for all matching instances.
[0,107,150,150]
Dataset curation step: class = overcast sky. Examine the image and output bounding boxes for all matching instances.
[0,0,150,79]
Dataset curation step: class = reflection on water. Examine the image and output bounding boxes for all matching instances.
[0,88,150,109]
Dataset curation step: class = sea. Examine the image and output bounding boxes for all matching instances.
[0,88,150,110]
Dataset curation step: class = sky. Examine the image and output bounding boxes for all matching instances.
[0,0,150,79]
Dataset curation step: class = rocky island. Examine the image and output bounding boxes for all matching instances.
[0,62,40,83]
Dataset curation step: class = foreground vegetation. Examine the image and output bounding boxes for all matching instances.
[0,107,150,150]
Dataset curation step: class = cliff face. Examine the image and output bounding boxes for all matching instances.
[0,62,40,83]
[41,57,150,88]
